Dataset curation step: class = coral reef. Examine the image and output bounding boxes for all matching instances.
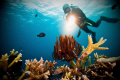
[24,57,57,80]
[52,34,114,80]
[1,35,120,80]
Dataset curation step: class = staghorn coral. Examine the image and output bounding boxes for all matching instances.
[94,52,99,61]
[88,56,91,66]
[18,63,30,80]
[77,35,108,62]
[9,49,18,56]
[0,49,22,69]
[8,53,22,68]
[0,49,22,80]
[0,53,8,72]
[24,57,57,80]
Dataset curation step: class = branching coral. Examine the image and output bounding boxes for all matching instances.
[0,49,22,70]
[18,63,30,80]
[0,49,22,80]
[8,53,22,68]
[24,57,57,80]
[77,35,108,62]
[0,53,8,72]
[9,49,18,56]
[94,53,99,61]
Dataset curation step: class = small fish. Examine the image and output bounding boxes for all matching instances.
[35,13,38,17]
[20,47,24,51]
[52,67,63,75]
[37,32,45,37]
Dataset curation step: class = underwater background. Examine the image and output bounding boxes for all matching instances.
[0,0,120,77]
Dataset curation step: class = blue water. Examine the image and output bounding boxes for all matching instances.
[0,0,120,72]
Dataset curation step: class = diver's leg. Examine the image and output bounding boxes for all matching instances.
[82,25,97,43]
[86,18,102,27]
[100,16,119,23]
[86,17,119,28]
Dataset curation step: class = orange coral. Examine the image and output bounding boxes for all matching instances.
[53,34,82,61]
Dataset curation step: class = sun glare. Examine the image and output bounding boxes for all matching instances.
[63,22,78,35]
[61,15,78,35]
[67,15,76,26]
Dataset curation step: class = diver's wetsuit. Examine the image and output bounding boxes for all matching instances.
[66,6,119,43]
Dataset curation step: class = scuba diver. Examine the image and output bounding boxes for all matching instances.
[63,4,119,43]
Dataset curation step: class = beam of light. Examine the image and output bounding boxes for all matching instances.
[67,15,76,27]
[62,21,78,36]
[61,15,79,36]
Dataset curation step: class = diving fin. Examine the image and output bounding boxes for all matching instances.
[100,16,119,23]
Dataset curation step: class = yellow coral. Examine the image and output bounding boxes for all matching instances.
[8,53,22,68]
[81,57,88,67]
[84,35,108,54]
[60,77,69,80]
[9,49,18,56]
[0,53,8,72]
[89,56,91,66]
[65,72,73,79]
[0,53,8,61]
[78,35,108,62]
[18,63,29,80]
[98,54,108,58]
[94,53,98,61]
[81,46,86,54]
[68,60,77,69]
